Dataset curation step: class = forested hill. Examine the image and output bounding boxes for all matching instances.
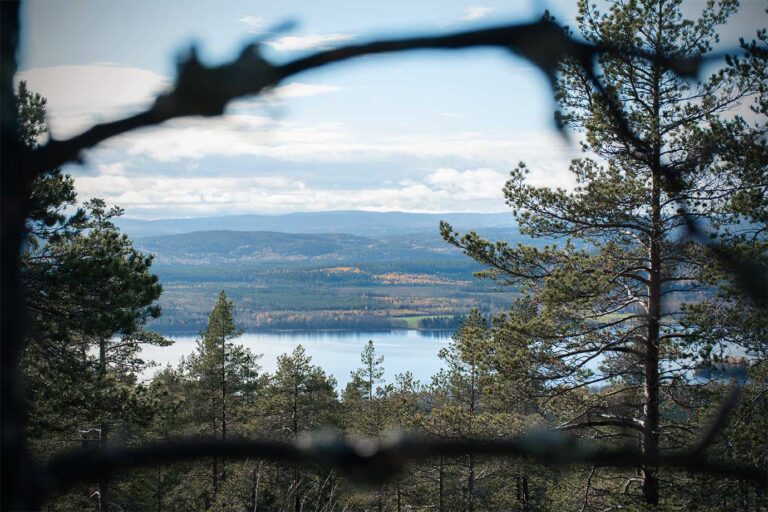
[127,215,539,333]
[116,210,517,238]
[133,228,525,266]
[133,227,531,333]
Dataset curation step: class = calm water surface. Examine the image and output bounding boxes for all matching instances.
[142,330,451,388]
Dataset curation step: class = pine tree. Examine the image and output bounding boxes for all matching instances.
[344,340,392,438]
[349,340,386,402]
[16,82,166,512]
[341,340,394,510]
[442,0,766,506]
[265,345,338,511]
[186,291,260,502]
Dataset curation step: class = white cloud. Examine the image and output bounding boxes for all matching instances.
[266,33,354,51]
[18,64,580,217]
[270,82,344,99]
[425,168,507,199]
[463,6,493,21]
[100,110,578,171]
[16,65,169,139]
[73,152,579,218]
[440,112,466,119]
[238,15,265,32]
[98,162,126,176]
[74,170,514,217]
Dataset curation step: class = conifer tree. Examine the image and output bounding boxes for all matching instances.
[344,340,391,437]
[265,345,338,511]
[442,0,766,506]
[342,340,394,510]
[187,291,260,502]
[349,340,386,402]
[17,83,166,511]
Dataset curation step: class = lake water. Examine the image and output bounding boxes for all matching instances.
[142,330,452,388]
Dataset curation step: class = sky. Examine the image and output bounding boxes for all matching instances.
[15,0,767,219]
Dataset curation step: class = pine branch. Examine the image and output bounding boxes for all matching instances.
[689,385,741,457]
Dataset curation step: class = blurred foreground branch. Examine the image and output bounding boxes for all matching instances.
[25,18,700,178]
[41,428,765,503]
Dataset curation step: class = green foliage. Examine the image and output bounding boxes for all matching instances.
[186,291,260,437]
[443,0,767,508]
[16,81,86,247]
[17,83,168,511]
[265,344,338,437]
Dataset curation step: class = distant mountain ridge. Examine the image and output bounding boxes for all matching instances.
[116,210,516,238]
[136,230,380,265]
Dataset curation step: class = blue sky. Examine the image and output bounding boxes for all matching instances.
[16,0,766,219]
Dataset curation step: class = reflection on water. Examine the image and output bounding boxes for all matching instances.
[692,357,749,385]
[141,330,452,388]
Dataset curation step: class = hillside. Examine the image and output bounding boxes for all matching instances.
[136,230,380,265]
[135,227,528,333]
[133,228,526,266]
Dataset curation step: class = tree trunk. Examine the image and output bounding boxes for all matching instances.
[98,339,110,512]
[1,11,38,508]
[253,464,265,511]
[221,333,227,482]
[293,374,301,512]
[643,225,661,506]
[522,475,529,510]
[643,141,662,505]
[212,386,220,498]
[98,424,109,511]
[641,4,663,504]
[466,364,477,512]
[156,466,163,512]
[212,457,219,499]
[438,457,445,512]
[294,466,301,512]
[466,454,475,512]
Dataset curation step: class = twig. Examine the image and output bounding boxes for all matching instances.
[732,386,768,429]
[581,465,596,512]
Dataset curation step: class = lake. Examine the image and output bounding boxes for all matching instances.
[142,330,452,388]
